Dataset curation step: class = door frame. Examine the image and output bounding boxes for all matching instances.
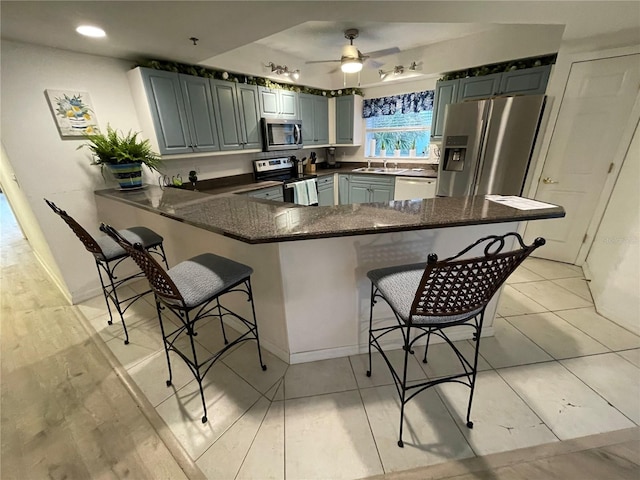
[524,44,640,265]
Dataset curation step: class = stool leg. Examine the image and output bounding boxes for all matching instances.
[96,259,130,345]
[157,242,170,269]
[246,279,267,371]
[465,312,484,429]
[422,328,432,364]
[215,297,229,345]
[366,283,375,377]
[397,323,412,448]
[184,311,208,424]
[156,300,174,388]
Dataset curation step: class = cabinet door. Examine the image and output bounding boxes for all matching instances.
[370,184,394,203]
[298,94,316,144]
[141,69,192,154]
[258,87,279,117]
[338,174,351,204]
[237,84,262,149]
[349,182,370,204]
[248,185,283,201]
[432,79,459,138]
[498,65,551,96]
[458,73,502,101]
[279,90,299,118]
[336,96,354,144]
[317,175,334,206]
[210,80,242,150]
[179,75,220,153]
[314,96,329,144]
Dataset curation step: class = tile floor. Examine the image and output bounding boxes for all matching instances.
[78,257,640,480]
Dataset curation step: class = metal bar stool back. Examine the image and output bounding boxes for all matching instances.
[366,232,545,447]
[45,199,168,344]
[100,224,267,424]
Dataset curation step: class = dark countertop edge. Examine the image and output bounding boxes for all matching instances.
[96,189,565,245]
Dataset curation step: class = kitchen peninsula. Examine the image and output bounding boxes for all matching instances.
[95,186,564,364]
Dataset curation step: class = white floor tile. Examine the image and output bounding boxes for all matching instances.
[236,401,285,480]
[479,317,553,368]
[561,353,640,424]
[104,317,165,370]
[155,362,261,459]
[506,266,544,284]
[618,348,640,368]
[498,362,635,440]
[437,370,558,455]
[555,308,640,352]
[285,390,383,480]
[196,396,271,478]
[512,281,592,311]
[551,277,593,302]
[222,342,287,395]
[497,285,548,317]
[506,312,609,360]
[349,349,427,389]
[524,258,584,280]
[360,384,474,472]
[414,340,491,379]
[284,357,357,399]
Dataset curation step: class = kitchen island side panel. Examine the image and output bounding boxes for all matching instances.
[95,195,291,362]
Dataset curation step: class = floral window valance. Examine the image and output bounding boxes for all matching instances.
[362,90,434,118]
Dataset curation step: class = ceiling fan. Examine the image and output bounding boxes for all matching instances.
[305,28,400,74]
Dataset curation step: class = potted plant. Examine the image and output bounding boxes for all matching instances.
[394,140,401,157]
[379,140,387,157]
[409,139,417,158]
[78,125,162,189]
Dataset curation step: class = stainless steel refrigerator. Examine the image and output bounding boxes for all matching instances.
[436,95,546,197]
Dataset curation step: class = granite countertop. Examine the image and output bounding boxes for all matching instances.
[96,185,565,244]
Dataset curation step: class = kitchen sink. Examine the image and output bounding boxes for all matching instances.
[352,167,408,174]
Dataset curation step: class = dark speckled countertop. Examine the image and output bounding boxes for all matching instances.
[95,185,564,244]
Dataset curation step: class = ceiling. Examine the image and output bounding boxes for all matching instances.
[2,1,639,89]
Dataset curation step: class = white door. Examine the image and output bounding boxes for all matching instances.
[525,54,640,263]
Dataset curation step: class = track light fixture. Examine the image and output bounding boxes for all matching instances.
[379,62,420,80]
[267,62,300,80]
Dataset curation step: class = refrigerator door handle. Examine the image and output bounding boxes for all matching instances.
[472,117,488,195]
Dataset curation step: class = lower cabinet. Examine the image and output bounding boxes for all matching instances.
[317,175,335,206]
[342,174,395,204]
[246,185,284,202]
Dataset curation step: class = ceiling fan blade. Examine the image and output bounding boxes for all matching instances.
[305,59,340,64]
[363,47,401,58]
[366,59,384,69]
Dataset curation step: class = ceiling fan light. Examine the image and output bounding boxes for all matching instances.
[341,59,362,73]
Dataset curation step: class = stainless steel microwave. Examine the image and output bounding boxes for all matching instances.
[261,118,303,151]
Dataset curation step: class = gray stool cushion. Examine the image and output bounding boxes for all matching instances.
[96,226,164,261]
[368,263,482,325]
[168,253,253,308]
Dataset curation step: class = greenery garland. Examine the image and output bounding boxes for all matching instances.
[136,59,363,97]
[439,54,557,81]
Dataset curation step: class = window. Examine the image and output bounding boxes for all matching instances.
[363,90,434,158]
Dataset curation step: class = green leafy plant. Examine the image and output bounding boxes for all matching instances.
[78,125,162,174]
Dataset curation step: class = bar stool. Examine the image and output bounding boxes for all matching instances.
[366,232,545,447]
[100,223,267,424]
[45,199,168,344]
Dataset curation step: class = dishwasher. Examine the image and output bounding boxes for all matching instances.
[394,177,437,200]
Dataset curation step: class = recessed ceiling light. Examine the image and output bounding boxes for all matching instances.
[76,25,106,38]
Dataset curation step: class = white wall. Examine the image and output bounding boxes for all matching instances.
[586,122,640,334]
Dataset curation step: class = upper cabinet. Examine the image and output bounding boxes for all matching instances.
[134,68,219,155]
[299,93,329,146]
[210,80,261,151]
[258,87,299,119]
[335,95,363,145]
[431,65,552,138]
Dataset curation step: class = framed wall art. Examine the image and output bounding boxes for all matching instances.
[45,89,99,137]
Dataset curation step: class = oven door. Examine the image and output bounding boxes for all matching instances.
[284,178,318,206]
[262,118,302,151]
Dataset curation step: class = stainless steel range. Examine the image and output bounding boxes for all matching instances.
[253,157,318,205]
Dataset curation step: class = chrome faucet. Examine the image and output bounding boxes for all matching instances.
[383,158,388,169]
[367,157,371,169]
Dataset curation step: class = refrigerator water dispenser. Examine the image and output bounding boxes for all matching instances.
[443,136,468,172]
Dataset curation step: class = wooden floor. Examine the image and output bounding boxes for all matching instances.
[1,193,638,480]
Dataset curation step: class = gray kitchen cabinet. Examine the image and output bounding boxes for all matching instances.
[498,65,551,96]
[210,80,261,150]
[432,79,460,138]
[338,174,351,204]
[140,68,220,155]
[317,174,335,206]
[348,174,395,204]
[299,93,329,145]
[258,87,299,119]
[458,73,503,101]
[247,185,284,202]
[335,95,355,144]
